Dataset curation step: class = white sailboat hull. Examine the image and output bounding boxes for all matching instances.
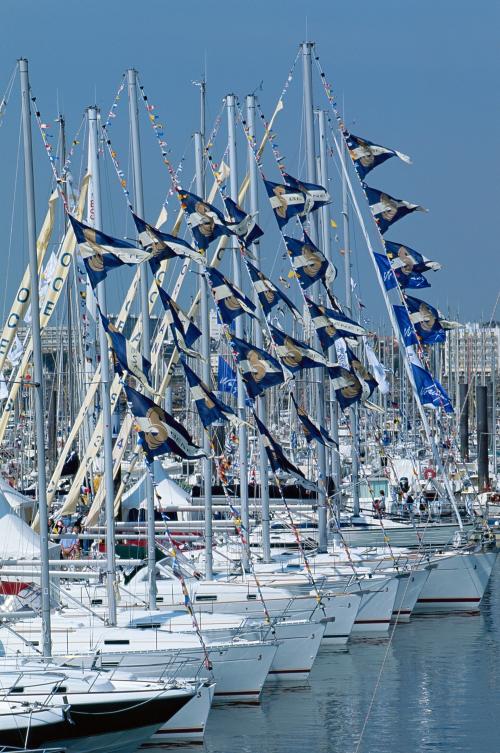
[413,550,497,614]
[149,682,215,743]
[320,592,362,643]
[266,619,325,681]
[74,642,276,703]
[348,576,399,633]
[391,568,430,622]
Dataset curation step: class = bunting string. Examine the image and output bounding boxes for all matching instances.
[31,95,69,210]
[136,73,183,192]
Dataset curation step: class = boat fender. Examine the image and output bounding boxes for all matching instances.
[423,468,436,480]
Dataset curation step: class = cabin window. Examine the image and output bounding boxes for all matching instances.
[10,687,24,693]
[156,597,164,602]
[103,639,130,645]
[53,686,67,694]
[246,594,257,600]
[91,599,103,606]
[195,595,217,602]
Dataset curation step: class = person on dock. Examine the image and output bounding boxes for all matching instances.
[60,524,82,559]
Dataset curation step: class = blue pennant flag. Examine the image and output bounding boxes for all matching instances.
[284,233,336,290]
[245,259,302,321]
[230,335,285,399]
[218,355,238,396]
[181,358,239,429]
[408,351,453,413]
[253,411,317,491]
[217,356,252,407]
[206,266,257,326]
[290,394,337,448]
[99,310,152,393]
[264,179,306,229]
[178,190,234,250]
[404,295,446,344]
[305,297,366,351]
[385,241,440,290]
[328,346,378,411]
[364,186,426,235]
[283,172,330,214]
[346,133,411,180]
[393,305,419,347]
[156,285,201,355]
[69,214,148,288]
[268,323,328,373]
[223,197,264,248]
[374,252,398,291]
[132,213,204,274]
[124,383,206,461]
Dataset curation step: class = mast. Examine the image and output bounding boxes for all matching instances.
[127,68,157,610]
[195,130,213,579]
[317,109,341,509]
[19,58,52,657]
[87,106,117,625]
[247,93,271,562]
[302,41,327,551]
[199,79,206,199]
[226,93,250,567]
[492,344,497,479]
[341,136,361,517]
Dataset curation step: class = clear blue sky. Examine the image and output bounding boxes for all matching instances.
[0,0,498,328]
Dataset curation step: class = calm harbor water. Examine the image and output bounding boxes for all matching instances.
[148,555,500,753]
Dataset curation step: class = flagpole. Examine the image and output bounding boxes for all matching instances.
[317,109,341,510]
[87,106,117,625]
[227,93,250,568]
[195,131,213,580]
[302,41,328,552]
[340,136,361,518]
[19,58,52,657]
[127,68,157,609]
[58,114,74,428]
[247,93,271,562]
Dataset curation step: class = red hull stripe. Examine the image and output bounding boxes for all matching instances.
[355,619,391,624]
[268,668,310,674]
[417,597,480,603]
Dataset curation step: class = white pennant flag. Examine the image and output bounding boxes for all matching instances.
[364,341,390,395]
[8,336,23,367]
